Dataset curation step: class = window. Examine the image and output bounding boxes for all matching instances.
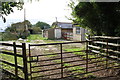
[76,27,80,34]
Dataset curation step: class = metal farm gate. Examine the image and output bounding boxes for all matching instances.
[28,41,90,80]
[28,37,120,80]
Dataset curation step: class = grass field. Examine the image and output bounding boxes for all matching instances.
[27,34,47,41]
[27,34,64,43]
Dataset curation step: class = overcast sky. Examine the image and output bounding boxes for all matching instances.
[0,0,72,31]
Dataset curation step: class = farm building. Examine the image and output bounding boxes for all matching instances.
[73,26,88,41]
[43,28,61,39]
[43,22,73,40]
[52,22,73,40]
[43,22,88,41]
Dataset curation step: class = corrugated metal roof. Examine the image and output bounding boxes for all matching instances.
[57,22,73,29]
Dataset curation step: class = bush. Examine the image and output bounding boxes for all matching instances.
[32,27,41,34]
[2,32,18,41]
[20,30,30,39]
[0,32,3,41]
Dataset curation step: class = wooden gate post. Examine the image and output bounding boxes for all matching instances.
[13,42,18,79]
[22,43,28,80]
[60,43,63,78]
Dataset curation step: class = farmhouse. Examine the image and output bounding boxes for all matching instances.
[43,22,88,41]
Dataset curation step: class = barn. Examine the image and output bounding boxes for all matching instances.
[43,22,88,41]
[43,22,73,40]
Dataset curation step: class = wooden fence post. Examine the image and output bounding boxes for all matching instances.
[86,41,88,73]
[117,40,120,68]
[60,44,63,78]
[13,42,18,79]
[106,39,108,69]
[22,43,28,80]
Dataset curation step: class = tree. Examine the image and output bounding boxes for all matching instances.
[70,2,120,36]
[2,32,18,41]
[31,27,41,34]
[0,2,23,22]
[35,21,50,30]
[0,0,40,22]
[5,20,31,39]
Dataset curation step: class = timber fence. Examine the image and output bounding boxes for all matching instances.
[0,42,28,80]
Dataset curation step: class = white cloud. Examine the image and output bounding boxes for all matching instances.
[0,0,72,29]
[24,0,72,22]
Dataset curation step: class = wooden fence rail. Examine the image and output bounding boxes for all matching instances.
[0,42,28,80]
[88,36,120,63]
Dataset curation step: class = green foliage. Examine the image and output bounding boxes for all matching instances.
[64,47,85,52]
[1,1,40,23]
[115,26,120,36]
[47,54,57,57]
[63,63,71,67]
[35,21,50,29]
[70,2,120,36]
[64,47,87,58]
[1,2,23,23]
[69,66,79,71]
[5,20,31,39]
[53,60,61,63]
[0,50,24,78]
[26,34,64,43]
[31,26,41,34]
[0,32,3,41]
[27,34,47,40]
[1,52,23,66]
[64,48,82,52]
[2,32,18,41]
[21,30,30,39]
[74,52,85,56]
[68,66,85,73]
[64,46,96,59]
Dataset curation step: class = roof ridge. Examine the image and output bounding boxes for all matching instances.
[57,22,73,24]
